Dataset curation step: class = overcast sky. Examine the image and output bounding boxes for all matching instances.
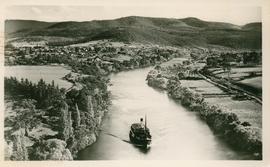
[4,2,261,25]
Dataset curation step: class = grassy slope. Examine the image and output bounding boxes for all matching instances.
[5,16,262,49]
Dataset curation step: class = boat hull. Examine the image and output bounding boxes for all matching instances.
[129,131,151,148]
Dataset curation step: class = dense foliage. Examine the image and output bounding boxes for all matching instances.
[5,77,65,109]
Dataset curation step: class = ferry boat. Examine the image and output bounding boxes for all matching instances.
[129,116,152,148]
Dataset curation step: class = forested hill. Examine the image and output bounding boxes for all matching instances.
[5,16,262,49]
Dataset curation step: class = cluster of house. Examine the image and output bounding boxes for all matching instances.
[4,42,183,72]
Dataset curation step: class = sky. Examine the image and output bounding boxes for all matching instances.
[4,1,262,25]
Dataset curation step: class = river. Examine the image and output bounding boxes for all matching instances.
[77,67,249,160]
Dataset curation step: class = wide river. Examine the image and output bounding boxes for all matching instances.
[77,67,249,160]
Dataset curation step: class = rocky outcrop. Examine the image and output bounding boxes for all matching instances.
[4,140,13,160]
[86,95,95,117]
[59,102,73,141]
[66,91,109,158]
[72,129,96,154]
[30,139,73,160]
[9,133,28,160]
[74,103,81,127]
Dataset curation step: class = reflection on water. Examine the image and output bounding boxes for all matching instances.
[77,68,248,160]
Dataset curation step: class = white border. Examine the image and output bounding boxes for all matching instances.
[0,0,269,166]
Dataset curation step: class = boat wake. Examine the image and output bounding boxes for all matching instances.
[102,131,132,144]
[100,131,152,152]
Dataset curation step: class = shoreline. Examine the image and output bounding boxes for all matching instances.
[146,63,262,159]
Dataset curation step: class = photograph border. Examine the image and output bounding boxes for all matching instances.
[0,0,269,166]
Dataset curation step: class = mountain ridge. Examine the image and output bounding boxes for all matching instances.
[5,16,262,49]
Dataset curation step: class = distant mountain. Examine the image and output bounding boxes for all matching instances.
[181,17,241,29]
[5,16,262,49]
[5,20,54,34]
[241,22,261,31]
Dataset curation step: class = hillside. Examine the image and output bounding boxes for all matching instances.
[5,16,262,49]
[5,20,54,34]
[241,22,262,31]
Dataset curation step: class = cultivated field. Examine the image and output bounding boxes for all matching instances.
[5,65,73,89]
[180,78,262,133]
[239,76,262,90]
[212,67,262,81]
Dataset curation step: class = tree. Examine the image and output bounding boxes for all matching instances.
[221,61,232,90]
[13,99,41,137]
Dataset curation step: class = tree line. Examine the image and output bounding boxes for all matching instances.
[5,77,65,109]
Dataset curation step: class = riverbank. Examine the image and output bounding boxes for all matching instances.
[146,59,262,159]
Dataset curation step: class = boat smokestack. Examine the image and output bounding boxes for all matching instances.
[145,115,147,129]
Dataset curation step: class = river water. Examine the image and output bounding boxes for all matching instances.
[77,67,252,160]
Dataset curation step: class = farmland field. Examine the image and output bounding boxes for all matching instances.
[180,80,224,94]
[205,66,262,96]
[205,97,262,129]
[160,58,188,67]
[238,76,262,90]
[213,67,262,81]
[180,78,262,139]
[5,65,73,89]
